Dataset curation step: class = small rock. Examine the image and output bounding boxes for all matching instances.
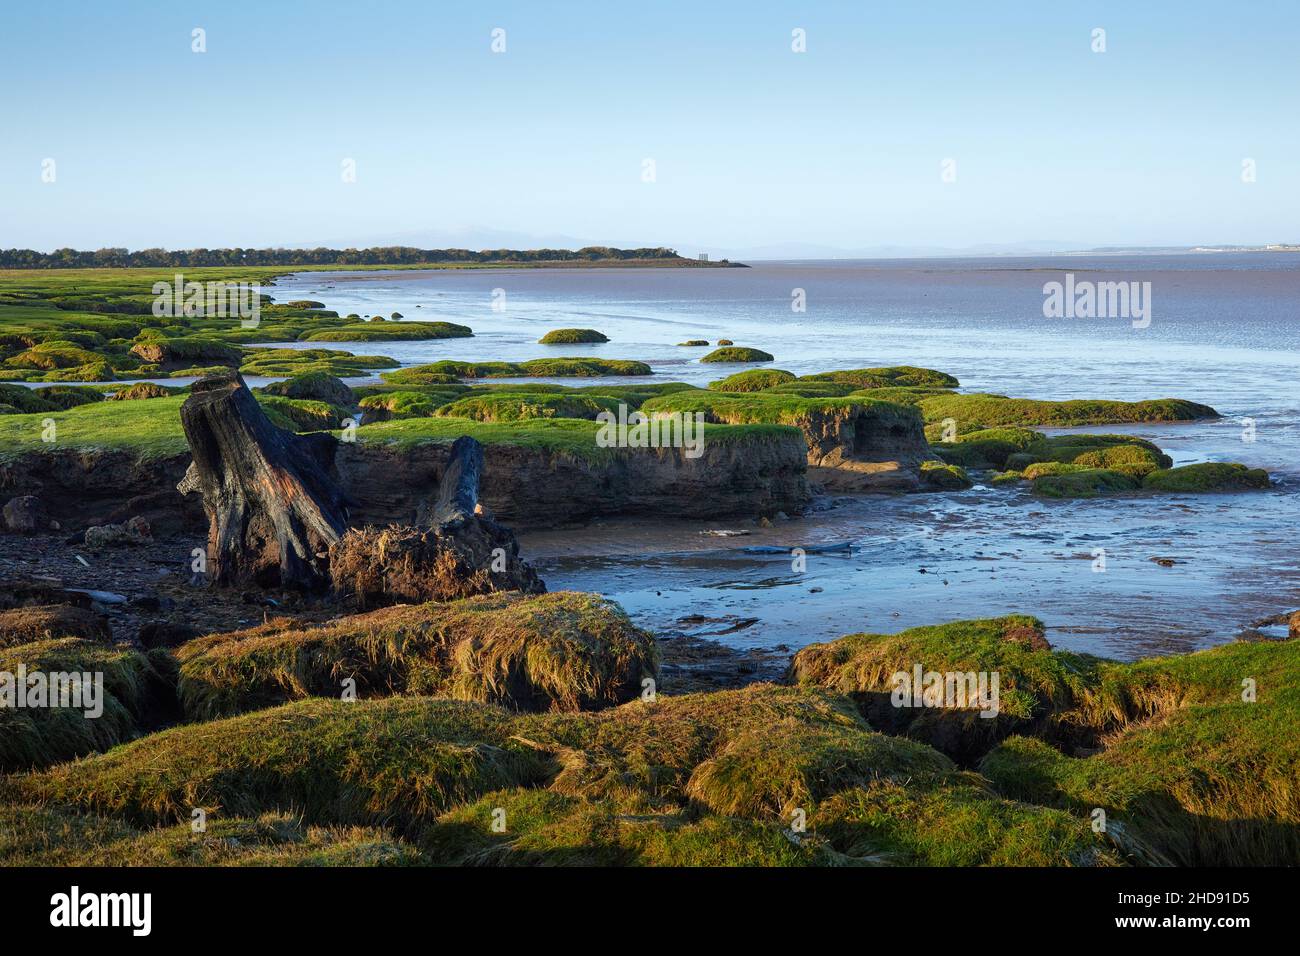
[2,496,47,534]
[84,517,152,549]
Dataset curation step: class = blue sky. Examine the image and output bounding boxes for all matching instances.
[2,0,1297,253]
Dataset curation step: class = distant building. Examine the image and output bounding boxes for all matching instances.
[698,252,709,262]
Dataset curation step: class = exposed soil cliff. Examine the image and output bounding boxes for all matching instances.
[0,429,810,533]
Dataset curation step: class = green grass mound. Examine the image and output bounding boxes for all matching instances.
[788,616,1098,764]
[929,428,1044,470]
[699,347,774,363]
[0,395,189,458]
[358,390,463,420]
[802,366,959,389]
[0,807,424,867]
[129,335,242,369]
[518,358,652,377]
[3,696,551,832]
[1141,462,1271,492]
[1003,434,1172,477]
[789,616,1300,864]
[0,638,172,771]
[434,393,622,422]
[107,382,176,401]
[707,369,796,392]
[3,683,1107,865]
[760,381,857,398]
[1031,469,1141,498]
[172,592,659,720]
[387,358,652,380]
[849,386,955,405]
[258,371,355,407]
[979,638,1300,865]
[538,328,609,344]
[0,605,110,647]
[238,348,398,378]
[0,382,59,414]
[302,321,473,342]
[256,396,347,432]
[376,368,465,387]
[919,460,973,490]
[918,393,1219,428]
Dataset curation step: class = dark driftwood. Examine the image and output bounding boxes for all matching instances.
[177,373,349,590]
[331,435,543,607]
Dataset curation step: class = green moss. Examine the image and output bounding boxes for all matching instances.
[173,592,659,720]
[699,347,775,363]
[849,386,955,405]
[255,396,346,432]
[518,357,652,377]
[239,348,398,378]
[106,382,177,401]
[1031,468,1141,498]
[929,427,1044,470]
[1003,434,1171,475]
[358,390,461,420]
[760,381,857,398]
[1141,462,1271,492]
[707,369,796,392]
[384,358,652,380]
[434,392,622,422]
[919,393,1219,428]
[802,366,959,389]
[538,328,609,344]
[377,367,466,386]
[354,414,791,463]
[302,321,473,342]
[920,460,973,490]
[258,370,355,406]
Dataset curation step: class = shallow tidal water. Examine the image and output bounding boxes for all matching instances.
[270,254,1300,660]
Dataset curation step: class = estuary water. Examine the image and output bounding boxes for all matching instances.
[268,254,1300,659]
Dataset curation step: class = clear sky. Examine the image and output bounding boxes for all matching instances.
[2,0,1297,253]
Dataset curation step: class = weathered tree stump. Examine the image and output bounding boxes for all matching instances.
[177,372,350,590]
[331,436,543,607]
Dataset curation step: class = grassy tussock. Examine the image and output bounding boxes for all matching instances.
[4,684,1107,866]
[0,638,167,771]
[790,615,1300,864]
[0,605,110,646]
[0,805,423,866]
[174,592,660,719]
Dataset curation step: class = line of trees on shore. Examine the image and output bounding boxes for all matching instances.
[0,246,689,269]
